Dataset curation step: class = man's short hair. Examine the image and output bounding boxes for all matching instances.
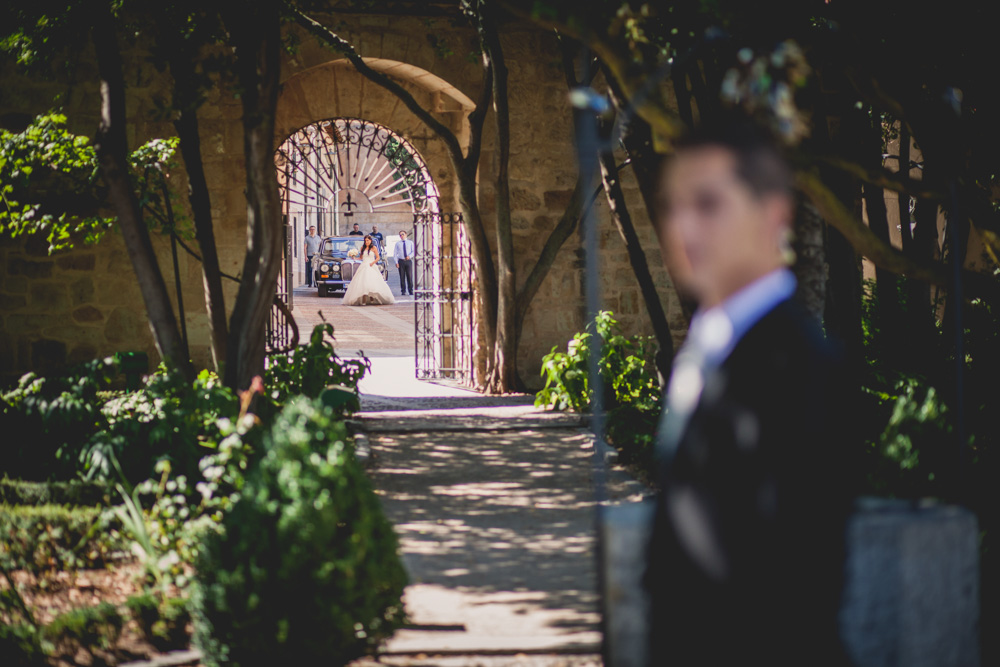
[673,117,793,198]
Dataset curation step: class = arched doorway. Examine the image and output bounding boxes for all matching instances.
[275,117,440,240]
[274,118,474,385]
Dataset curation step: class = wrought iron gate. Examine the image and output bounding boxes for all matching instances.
[414,212,474,384]
[266,221,297,354]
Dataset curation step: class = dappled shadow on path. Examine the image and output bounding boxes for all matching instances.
[369,428,600,640]
[360,393,537,413]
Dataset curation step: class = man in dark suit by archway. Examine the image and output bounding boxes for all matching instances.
[646,119,855,666]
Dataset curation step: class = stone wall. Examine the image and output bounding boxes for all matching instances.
[0,14,685,388]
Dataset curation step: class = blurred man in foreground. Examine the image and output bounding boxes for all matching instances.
[647,119,853,666]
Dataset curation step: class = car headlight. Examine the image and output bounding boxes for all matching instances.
[320,263,330,272]
[331,264,340,274]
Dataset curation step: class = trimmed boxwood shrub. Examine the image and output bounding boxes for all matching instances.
[42,602,124,654]
[190,397,407,667]
[0,479,111,506]
[0,504,125,571]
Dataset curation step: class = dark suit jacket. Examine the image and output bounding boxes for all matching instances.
[646,298,855,666]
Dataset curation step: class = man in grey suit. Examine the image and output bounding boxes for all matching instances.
[393,230,414,296]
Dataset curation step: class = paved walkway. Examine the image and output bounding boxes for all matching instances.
[290,283,647,666]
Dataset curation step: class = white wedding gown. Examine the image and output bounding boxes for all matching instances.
[342,250,395,306]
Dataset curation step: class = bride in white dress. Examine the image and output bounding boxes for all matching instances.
[342,235,395,306]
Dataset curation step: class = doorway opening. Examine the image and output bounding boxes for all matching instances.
[273,118,474,385]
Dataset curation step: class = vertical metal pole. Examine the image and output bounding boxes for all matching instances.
[572,76,610,506]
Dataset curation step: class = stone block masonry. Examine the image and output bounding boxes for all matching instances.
[1,13,685,387]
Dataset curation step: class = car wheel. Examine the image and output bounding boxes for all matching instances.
[318,285,328,297]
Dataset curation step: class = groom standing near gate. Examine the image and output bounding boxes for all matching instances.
[645,118,854,666]
[394,230,414,296]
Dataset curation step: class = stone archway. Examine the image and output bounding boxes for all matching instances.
[273,58,476,284]
[274,60,477,383]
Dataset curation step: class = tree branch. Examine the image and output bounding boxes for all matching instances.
[465,57,493,171]
[797,170,995,296]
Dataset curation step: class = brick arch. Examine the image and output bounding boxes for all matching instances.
[275,59,474,210]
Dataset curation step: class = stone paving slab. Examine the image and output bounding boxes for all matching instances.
[367,427,604,657]
[291,285,416,357]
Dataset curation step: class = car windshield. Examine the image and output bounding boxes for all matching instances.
[321,237,366,258]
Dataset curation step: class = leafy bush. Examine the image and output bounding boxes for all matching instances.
[89,367,241,483]
[125,592,190,651]
[0,621,45,667]
[536,311,659,412]
[0,504,125,572]
[264,323,370,414]
[536,311,662,467]
[190,397,407,667]
[0,357,120,481]
[0,579,45,667]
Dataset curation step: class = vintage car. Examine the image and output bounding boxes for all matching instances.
[313,236,390,297]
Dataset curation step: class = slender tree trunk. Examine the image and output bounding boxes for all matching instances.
[792,197,827,324]
[598,146,673,383]
[478,2,517,393]
[91,9,191,378]
[171,55,229,376]
[222,2,283,390]
[602,66,695,323]
[897,123,913,253]
[864,114,900,346]
[865,182,897,311]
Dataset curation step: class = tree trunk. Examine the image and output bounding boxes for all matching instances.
[792,197,827,325]
[478,2,517,393]
[897,123,913,253]
[598,146,673,383]
[864,115,900,349]
[222,3,283,390]
[602,62,696,322]
[91,9,191,378]
[170,55,229,377]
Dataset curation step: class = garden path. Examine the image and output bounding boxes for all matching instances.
[290,287,648,666]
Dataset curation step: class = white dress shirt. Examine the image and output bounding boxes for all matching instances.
[393,238,414,260]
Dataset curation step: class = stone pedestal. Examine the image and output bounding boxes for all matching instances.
[840,499,980,667]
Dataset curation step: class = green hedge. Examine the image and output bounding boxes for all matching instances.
[0,479,111,507]
[191,397,407,667]
[0,504,125,572]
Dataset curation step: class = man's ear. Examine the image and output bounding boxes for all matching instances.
[763,193,794,238]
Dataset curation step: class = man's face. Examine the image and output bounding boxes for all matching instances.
[659,146,789,308]
[309,227,316,236]
[399,232,407,240]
